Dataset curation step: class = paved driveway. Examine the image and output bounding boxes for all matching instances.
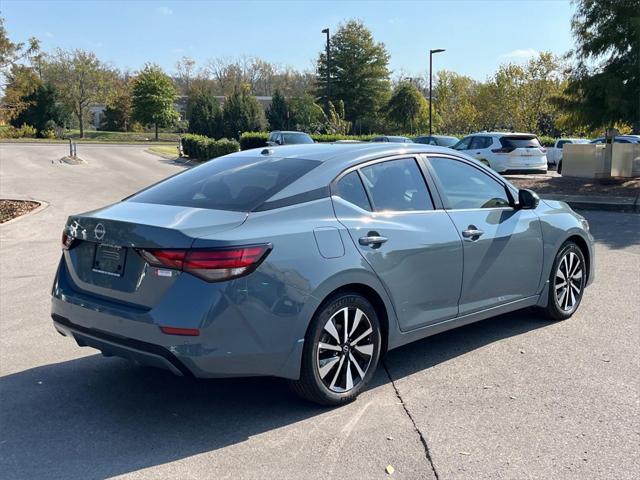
[1,144,638,479]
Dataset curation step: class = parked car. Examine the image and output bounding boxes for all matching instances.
[413,135,459,147]
[589,135,640,144]
[370,135,414,143]
[452,132,548,174]
[546,138,590,166]
[267,131,314,146]
[52,143,594,405]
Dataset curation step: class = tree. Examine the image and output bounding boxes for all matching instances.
[386,82,430,133]
[187,84,222,138]
[175,56,196,94]
[316,20,391,126]
[46,49,111,138]
[324,100,350,134]
[222,85,266,138]
[131,64,179,140]
[433,71,479,134]
[267,89,288,130]
[0,16,39,82]
[101,78,133,132]
[11,82,68,135]
[561,0,640,132]
[2,64,41,120]
[288,94,325,132]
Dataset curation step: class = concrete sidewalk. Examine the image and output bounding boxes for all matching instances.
[541,193,639,213]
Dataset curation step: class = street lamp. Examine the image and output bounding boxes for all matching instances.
[322,28,330,112]
[429,48,445,137]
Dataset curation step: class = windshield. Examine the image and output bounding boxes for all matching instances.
[437,137,459,147]
[128,156,321,212]
[283,132,314,144]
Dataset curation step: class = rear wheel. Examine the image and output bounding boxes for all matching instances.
[539,241,586,320]
[289,293,381,406]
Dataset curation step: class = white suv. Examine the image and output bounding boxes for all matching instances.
[452,132,548,174]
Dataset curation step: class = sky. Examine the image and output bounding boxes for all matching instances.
[2,0,576,81]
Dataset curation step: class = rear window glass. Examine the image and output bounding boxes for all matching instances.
[500,136,541,149]
[283,132,314,144]
[336,171,371,211]
[128,156,321,212]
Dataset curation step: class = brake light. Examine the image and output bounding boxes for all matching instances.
[62,231,76,250]
[159,326,200,336]
[138,245,271,282]
[491,147,515,153]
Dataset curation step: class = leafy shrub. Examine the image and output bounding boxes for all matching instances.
[240,132,268,150]
[538,135,556,147]
[181,134,240,161]
[2,124,38,138]
[311,133,376,143]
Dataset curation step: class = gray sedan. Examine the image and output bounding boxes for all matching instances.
[52,143,594,405]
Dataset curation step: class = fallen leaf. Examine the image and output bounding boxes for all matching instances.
[386,465,395,475]
[459,451,471,456]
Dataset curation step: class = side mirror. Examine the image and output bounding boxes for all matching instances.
[518,189,540,209]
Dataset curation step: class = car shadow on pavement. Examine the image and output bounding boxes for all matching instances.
[0,310,549,479]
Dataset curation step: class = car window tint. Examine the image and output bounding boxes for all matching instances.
[335,171,371,211]
[470,136,490,149]
[360,158,433,212]
[500,136,542,149]
[557,140,568,149]
[282,132,314,144]
[452,136,472,150]
[128,156,321,212]
[429,157,511,209]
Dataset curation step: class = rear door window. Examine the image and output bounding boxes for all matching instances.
[128,156,321,212]
[360,158,433,211]
[335,171,371,211]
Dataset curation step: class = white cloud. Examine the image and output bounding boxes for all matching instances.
[157,6,173,16]
[501,48,539,60]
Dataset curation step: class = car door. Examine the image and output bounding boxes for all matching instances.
[332,157,463,331]
[426,155,544,315]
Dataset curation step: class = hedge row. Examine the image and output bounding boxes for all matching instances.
[237,131,559,151]
[181,134,240,161]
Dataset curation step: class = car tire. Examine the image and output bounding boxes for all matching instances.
[539,241,587,321]
[289,292,382,406]
[557,160,562,175]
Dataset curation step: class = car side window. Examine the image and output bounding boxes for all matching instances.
[335,171,371,211]
[429,157,511,209]
[470,136,490,150]
[557,140,568,149]
[453,136,472,150]
[360,158,433,212]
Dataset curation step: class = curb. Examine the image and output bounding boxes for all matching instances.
[542,195,639,213]
[0,199,50,226]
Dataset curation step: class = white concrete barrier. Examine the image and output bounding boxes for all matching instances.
[563,143,640,178]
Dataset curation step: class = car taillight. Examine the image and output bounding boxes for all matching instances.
[491,147,515,153]
[62,231,76,250]
[138,245,271,282]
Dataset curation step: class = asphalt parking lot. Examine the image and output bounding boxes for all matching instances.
[1,144,638,480]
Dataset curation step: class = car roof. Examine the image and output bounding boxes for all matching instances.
[270,130,310,135]
[466,132,537,137]
[232,143,493,205]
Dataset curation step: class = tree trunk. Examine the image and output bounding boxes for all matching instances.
[155,123,159,141]
[79,110,84,138]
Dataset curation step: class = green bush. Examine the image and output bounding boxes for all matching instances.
[0,123,38,138]
[311,133,376,142]
[181,134,240,161]
[240,132,268,150]
[538,135,556,147]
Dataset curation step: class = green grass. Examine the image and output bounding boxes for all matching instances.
[148,145,181,157]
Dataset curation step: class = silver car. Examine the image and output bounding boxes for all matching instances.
[52,144,594,405]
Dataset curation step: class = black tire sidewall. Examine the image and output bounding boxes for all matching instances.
[549,242,586,318]
[303,293,381,404]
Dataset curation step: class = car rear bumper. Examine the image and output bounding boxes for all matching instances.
[51,256,308,380]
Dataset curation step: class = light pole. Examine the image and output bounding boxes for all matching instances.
[429,48,445,137]
[322,28,330,112]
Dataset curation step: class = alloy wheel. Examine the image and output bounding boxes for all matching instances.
[316,307,375,393]
[554,250,584,312]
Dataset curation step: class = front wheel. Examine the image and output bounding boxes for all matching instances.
[539,241,586,320]
[289,293,381,406]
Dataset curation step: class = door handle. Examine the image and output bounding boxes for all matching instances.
[462,226,484,240]
[359,234,388,247]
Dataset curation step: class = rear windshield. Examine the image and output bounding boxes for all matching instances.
[500,136,541,149]
[283,132,314,144]
[437,137,459,147]
[128,156,321,212]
